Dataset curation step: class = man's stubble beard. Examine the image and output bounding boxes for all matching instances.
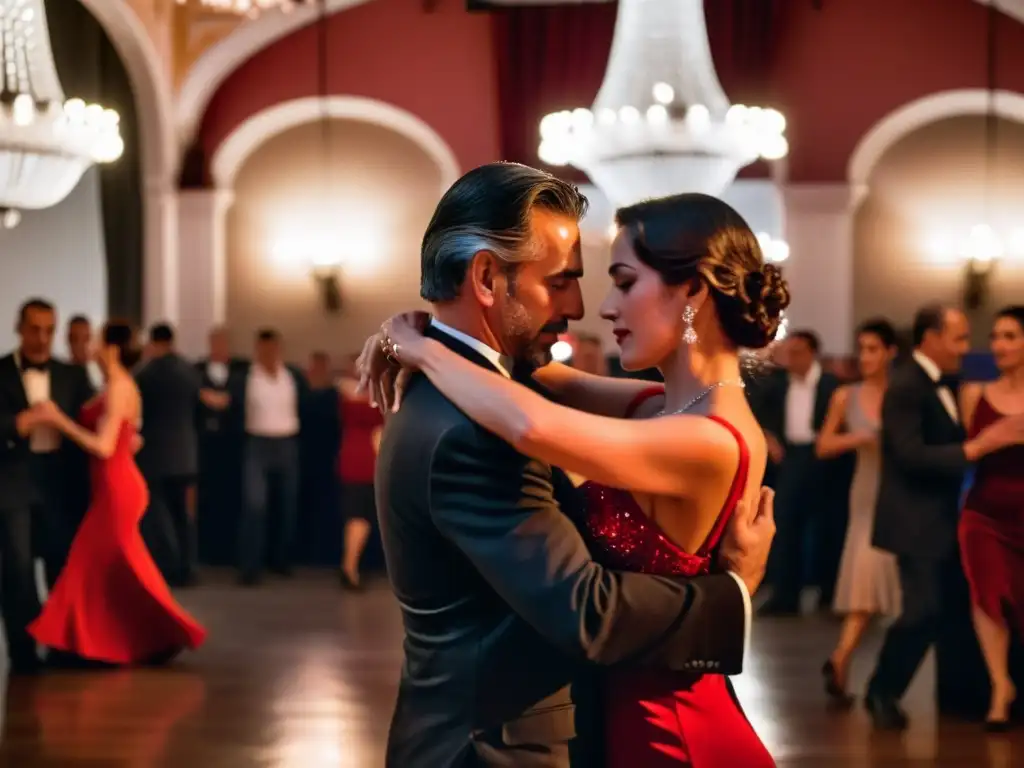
[499,295,552,369]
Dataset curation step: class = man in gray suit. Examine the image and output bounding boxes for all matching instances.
[136,323,202,586]
[370,163,774,768]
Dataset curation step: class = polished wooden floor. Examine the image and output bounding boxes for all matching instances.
[0,572,1018,767]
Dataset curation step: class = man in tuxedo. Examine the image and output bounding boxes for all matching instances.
[135,323,202,586]
[756,330,842,614]
[375,163,773,768]
[0,298,92,672]
[195,326,242,565]
[865,304,1024,729]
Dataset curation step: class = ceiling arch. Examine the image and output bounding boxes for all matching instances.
[176,0,373,146]
[210,95,460,194]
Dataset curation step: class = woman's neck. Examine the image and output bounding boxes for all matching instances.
[1001,365,1024,391]
[659,340,742,415]
[862,371,887,389]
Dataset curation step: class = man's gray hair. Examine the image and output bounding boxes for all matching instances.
[420,162,588,302]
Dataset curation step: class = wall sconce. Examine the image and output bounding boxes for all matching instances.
[958,224,1002,311]
[272,240,344,313]
[311,261,343,313]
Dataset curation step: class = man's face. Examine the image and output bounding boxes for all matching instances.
[67,321,91,364]
[486,208,584,367]
[19,307,56,364]
[255,338,281,368]
[785,337,816,377]
[929,309,970,374]
[209,330,230,361]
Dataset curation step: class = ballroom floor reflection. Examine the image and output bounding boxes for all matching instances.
[0,573,1019,767]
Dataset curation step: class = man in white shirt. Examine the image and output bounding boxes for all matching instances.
[0,298,92,673]
[232,328,308,585]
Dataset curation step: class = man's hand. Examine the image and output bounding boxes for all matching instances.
[199,388,230,410]
[765,434,785,464]
[718,487,776,597]
[14,408,39,437]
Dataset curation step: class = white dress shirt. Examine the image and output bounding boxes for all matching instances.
[912,350,959,423]
[245,364,299,437]
[14,353,60,453]
[206,360,229,388]
[430,319,752,663]
[430,319,512,378]
[784,361,822,445]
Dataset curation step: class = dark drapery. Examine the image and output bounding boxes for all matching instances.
[47,0,144,324]
[491,0,787,177]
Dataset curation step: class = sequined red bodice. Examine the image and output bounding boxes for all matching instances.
[578,415,750,579]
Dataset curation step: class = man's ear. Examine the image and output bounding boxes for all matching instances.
[468,251,499,308]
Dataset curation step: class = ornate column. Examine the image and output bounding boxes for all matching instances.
[174,188,234,357]
[781,183,856,355]
[143,176,180,327]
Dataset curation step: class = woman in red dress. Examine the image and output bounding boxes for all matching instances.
[958,305,1024,729]
[28,322,206,665]
[379,193,787,767]
[338,365,383,589]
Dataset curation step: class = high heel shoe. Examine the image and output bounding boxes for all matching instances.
[821,660,854,707]
[985,682,1016,733]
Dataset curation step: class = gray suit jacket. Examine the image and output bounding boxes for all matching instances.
[377,328,747,768]
[135,352,201,479]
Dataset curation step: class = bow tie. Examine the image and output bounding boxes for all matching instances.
[20,358,49,373]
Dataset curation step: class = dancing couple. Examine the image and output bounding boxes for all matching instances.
[360,162,785,767]
[0,302,205,673]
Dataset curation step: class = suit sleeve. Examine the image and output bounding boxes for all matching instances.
[882,376,968,479]
[429,423,748,674]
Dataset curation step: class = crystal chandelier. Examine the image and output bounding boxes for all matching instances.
[0,0,123,229]
[538,0,788,207]
[175,0,307,18]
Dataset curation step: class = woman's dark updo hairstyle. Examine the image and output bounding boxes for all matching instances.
[102,321,141,369]
[995,305,1024,332]
[615,193,791,349]
[857,317,899,349]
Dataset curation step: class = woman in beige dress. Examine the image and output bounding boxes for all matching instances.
[815,319,902,703]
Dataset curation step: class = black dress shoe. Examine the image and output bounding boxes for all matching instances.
[864,692,908,730]
[985,718,1011,733]
[821,660,854,707]
[9,657,43,676]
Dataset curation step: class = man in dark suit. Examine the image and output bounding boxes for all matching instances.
[194,326,244,565]
[757,330,842,614]
[135,322,202,586]
[376,163,773,768]
[865,304,1024,729]
[0,298,92,672]
[228,329,309,585]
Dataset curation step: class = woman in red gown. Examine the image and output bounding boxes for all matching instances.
[379,193,787,766]
[958,305,1024,728]
[28,322,206,665]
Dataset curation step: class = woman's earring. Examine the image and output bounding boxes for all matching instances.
[682,305,698,345]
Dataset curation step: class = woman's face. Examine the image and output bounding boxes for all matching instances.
[857,331,895,378]
[990,315,1024,372]
[598,231,686,371]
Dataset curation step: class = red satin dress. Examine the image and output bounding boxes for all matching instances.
[578,390,774,768]
[28,397,207,664]
[959,393,1024,634]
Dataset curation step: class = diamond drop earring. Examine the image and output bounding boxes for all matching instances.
[682,305,698,345]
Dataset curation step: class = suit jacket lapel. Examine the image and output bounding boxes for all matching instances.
[1,354,29,410]
[425,324,505,375]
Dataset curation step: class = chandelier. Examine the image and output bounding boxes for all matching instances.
[538,0,788,207]
[0,0,123,229]
[175,0,308,17]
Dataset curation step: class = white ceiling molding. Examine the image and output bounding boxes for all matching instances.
[847,89,1024,208]
[80,0,177,185]
[176,0,374,147]
[210,95,460,193]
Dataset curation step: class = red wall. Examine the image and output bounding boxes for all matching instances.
[198,0,500,178]
[198,0,1024,185]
